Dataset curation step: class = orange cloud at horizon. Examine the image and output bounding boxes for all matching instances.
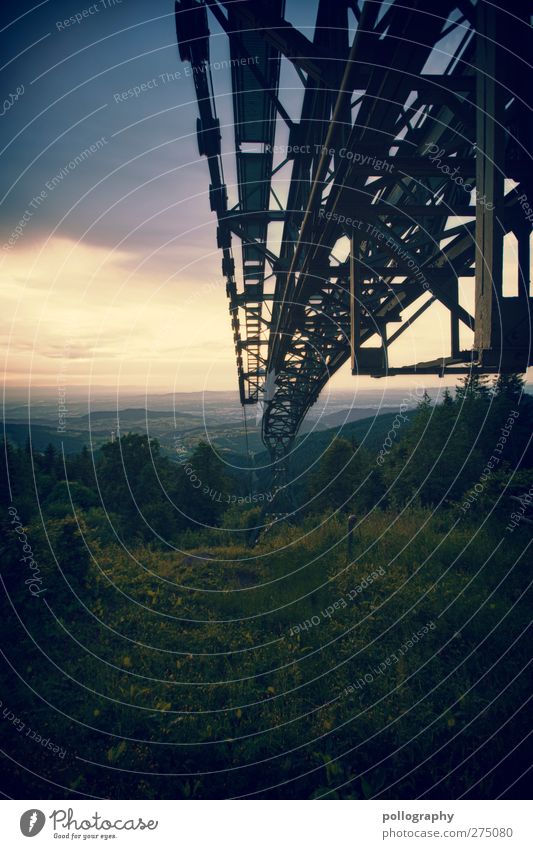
[2,236,530,398]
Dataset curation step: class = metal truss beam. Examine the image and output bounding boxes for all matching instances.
[177,0,533,476]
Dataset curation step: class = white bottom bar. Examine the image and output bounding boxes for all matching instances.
[2,800,531,848]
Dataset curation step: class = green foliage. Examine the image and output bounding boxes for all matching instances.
[0,375,531,799]
[45,481,99,516]
[175,440,233,527]
[307,437,385,516]
[0,500,529,799]
[309,437,361,512]
[380,374,532,508]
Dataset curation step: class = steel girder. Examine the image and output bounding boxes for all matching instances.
[176,0,532,468]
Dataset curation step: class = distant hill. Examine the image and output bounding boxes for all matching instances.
[307,406,416,430]
[2,422,91,454]
[2,407,411,463]
[305,410,411,452]
[76,408,198,422]
[253,410,411,468]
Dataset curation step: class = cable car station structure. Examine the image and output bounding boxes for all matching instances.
[175,0,532,476]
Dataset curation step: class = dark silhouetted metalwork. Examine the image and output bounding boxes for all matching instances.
[176,0,532,473]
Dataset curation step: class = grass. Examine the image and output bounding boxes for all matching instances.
[1,505,530,799]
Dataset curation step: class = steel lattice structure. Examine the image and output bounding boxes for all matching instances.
[175,0,532,471]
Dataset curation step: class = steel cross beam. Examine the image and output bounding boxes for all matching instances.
[176,0,532,475]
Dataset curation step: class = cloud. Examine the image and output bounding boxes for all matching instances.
[2,235,236,390]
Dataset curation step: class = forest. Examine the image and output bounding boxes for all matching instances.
[0,374,531,799]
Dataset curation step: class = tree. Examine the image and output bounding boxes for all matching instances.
[382,385,482,506]
[492,373,525,401]
[442,387,454,407]
[309,437,367,514]
[174,441,232,526]
[54,515,90,593]
[44,481,99,517]
[67,445,95,488]
[455,373,491,402]
[43,442,58,476]
[97,434,163,535]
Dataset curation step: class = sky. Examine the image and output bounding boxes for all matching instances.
[1,0,530,401]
